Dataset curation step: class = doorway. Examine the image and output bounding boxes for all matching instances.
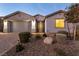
[36,21,45,33]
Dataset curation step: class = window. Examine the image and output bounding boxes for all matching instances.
[56,19,64,28]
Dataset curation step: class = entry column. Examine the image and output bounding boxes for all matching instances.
[3,20,8,32]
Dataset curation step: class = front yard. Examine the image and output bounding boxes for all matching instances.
[3,37,79,56]
[1,32,79,56]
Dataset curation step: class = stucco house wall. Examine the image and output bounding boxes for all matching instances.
[45,12,73,33]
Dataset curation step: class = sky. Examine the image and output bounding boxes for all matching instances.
[0,3,71,16]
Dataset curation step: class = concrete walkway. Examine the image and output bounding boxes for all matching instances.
[0,33,19,56]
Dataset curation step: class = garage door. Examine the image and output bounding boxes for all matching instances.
[12,21,31,32]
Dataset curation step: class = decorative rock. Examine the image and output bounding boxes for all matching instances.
[43,37,53,44]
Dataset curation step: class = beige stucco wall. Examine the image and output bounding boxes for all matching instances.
[45,13,73,33]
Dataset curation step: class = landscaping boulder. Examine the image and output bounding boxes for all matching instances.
[43,37,53,44]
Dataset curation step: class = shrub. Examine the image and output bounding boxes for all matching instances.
[16,43,24,52]
[43,33,47,37]
[19,32,31,43]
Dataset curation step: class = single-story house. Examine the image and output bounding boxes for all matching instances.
[0,10,78,33]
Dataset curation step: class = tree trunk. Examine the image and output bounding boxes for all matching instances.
[66,22,71,40]
[73,23,77,40]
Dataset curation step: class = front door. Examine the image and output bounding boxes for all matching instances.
[36,21,45,33]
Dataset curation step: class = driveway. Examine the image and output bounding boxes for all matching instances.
[0,33,19,55]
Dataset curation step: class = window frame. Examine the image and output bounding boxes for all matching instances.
[55,18,65,29]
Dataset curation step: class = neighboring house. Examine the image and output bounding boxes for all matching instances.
[0,10,75,33]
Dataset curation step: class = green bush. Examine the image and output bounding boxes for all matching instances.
[19,32,31,43]
[16,43,24,52]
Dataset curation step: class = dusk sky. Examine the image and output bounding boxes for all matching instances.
[0,3,71,16]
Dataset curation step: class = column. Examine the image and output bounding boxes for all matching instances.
[3,20,8,32]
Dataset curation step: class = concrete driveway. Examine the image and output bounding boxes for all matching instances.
[0,33,19,56]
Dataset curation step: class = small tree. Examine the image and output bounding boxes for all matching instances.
[65,4,79,40]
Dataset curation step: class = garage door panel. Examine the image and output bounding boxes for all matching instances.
[13,21,30,32]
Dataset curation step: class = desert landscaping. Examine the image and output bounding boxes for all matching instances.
[1,32,79,56]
